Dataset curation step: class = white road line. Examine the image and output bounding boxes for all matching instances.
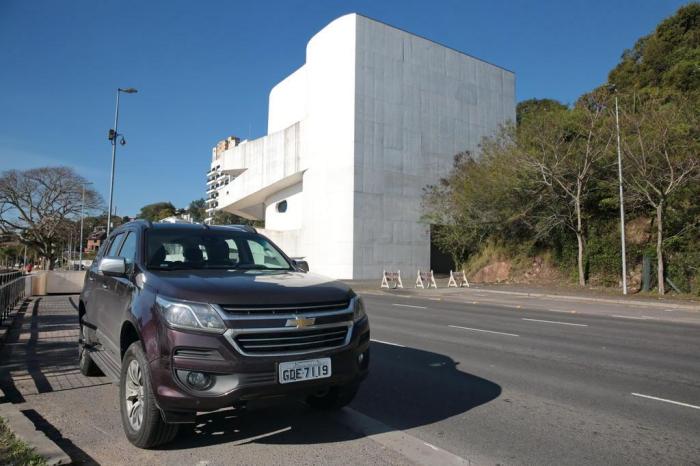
[611,314,655,320]
[548,308,575,313]
[392,303,428,309]
[631,393,700,410]
[448,324,519,337]
[522,318,588,327]
[501,304,522,309]
[371,339,405,347]
[335,408,473,465]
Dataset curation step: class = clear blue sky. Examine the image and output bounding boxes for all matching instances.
[0,0,690,216]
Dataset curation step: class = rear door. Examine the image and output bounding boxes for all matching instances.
[82,238,110,343]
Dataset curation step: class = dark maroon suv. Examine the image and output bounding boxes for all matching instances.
[78,221,369,448]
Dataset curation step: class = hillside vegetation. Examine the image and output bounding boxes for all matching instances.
[424,3,700,295]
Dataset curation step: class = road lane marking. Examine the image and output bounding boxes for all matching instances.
[502,304,522,309]
[522,318,588,327]
[392,303,427,309]
[335,408,473,465]
[631,393,700,410]
[611,315,656,320]
[371,339,405,347]
[448,325,519,337]
[548,308,576,314]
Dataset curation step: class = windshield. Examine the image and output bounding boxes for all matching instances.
[146,228,292,271]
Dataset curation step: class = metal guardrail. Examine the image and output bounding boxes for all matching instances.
[0,270,27,326]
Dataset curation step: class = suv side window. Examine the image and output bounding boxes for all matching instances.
[106,233,125,257]
[118,232,138,264]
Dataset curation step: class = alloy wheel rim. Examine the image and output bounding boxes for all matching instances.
[124,359,145,431]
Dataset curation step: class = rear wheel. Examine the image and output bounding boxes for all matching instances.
[306,382,359,410]
[119,342,178,448]
[78,324,102,376]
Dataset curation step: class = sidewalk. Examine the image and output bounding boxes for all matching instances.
[0,295,108,464]
[0,295,111,402]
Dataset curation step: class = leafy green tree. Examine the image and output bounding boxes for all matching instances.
[608,3,700,99]
[619,94,700,294]
[210,210,262,227]
[188,199,207,222]
[518,92,614,286]
[138,202,177,221]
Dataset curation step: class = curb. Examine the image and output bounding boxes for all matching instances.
[358,287,700,311]
[0,393,72,465]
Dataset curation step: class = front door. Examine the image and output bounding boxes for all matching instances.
[99,230,139,360]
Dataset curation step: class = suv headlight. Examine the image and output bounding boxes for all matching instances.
[353,297,367,322]
[156,296,226,334]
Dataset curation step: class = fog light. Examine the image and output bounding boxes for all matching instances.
[358,353,365,364]
[186,371,212,390]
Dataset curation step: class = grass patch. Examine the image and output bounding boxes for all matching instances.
[0,416,47,466]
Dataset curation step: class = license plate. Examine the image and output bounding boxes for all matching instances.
[278,358,332,384]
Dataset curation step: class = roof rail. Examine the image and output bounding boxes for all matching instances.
[221,224,257,233]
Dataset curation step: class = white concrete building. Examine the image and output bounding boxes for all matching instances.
[205,13,515,279]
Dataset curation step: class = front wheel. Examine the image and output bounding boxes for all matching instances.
[119,342,178,448]
[306,382,359,410]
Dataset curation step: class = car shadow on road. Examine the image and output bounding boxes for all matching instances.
[161,341,501,450]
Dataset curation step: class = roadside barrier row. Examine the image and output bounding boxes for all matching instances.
[380,269,470,289]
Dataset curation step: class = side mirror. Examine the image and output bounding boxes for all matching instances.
[292,259,309,273]
[99,256,127,277]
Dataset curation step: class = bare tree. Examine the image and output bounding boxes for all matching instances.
[0,167,103,269]
[520,98,613,286]
[620,95,700,295]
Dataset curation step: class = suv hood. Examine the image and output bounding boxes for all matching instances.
[145,269,354,306]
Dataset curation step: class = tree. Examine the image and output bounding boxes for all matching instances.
[210,209,262,227]
[0,167,103,269]
[608,3,700,99]
[516,98,568,126]
[188,199,207,222]
[138,202,176,221]
[518,97,613,286]
[619,94,700,294]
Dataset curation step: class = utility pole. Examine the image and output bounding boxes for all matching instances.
[614,93,628,295]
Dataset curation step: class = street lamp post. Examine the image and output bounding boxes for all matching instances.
[613,91,628,295]
[79,182,93,269]
[106,87,138,236]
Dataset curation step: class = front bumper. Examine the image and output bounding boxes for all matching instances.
[150,316,370,418]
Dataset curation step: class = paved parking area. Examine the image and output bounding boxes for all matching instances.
[0,297,426,465]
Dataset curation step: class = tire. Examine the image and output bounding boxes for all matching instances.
[306,382,360,410]
[78,324,102,376]
[119,342,178,448]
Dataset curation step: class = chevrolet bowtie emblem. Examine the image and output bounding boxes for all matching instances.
[286,316,315,328]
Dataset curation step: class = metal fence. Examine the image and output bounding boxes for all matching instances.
[1,270,27,326]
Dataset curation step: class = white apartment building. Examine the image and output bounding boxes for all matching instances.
[205,13,515,279]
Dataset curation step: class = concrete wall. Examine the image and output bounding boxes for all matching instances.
[352,15,515,278]
[264,182,303,231]
[268,66,308,134]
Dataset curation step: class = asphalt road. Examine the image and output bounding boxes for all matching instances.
[3,293,699,465]
[355,292,700,465]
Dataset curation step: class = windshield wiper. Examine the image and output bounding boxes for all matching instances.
[233,264,287,270]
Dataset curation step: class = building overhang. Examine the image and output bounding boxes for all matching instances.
[221,170,304,220]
